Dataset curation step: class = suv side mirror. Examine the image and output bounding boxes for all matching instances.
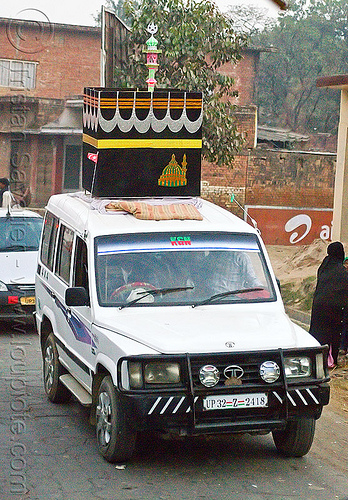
[65,287,90,307]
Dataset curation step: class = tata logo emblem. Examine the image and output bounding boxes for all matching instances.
[224,365,244,379]
[225,342,235,348]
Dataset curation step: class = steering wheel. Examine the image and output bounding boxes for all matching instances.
[110,282,156,300]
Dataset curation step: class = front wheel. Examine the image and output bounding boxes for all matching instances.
[272,417,316,457]
[43,334,71,403]
[96,376,136,463]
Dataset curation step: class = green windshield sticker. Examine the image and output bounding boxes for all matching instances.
[170,236,191,246]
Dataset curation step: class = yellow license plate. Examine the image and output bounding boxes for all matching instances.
[20,296,35,306]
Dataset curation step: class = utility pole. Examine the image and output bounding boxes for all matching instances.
[317,75,348,244]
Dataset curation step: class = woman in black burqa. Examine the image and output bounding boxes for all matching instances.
[309,241,348,365]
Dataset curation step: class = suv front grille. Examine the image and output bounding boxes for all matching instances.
[189,351,284,390]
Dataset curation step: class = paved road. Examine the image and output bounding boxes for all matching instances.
[1,327,348,500]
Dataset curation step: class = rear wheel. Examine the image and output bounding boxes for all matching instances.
[96,375,136,463]
[272,417,316,457]
[43,334,71,403]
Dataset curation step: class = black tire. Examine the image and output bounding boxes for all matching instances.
[96,375,136,463]
[43,334,71,403]
[272,417,316,457]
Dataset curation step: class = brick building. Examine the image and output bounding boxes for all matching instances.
[0,14,266,208]
[0,17,100,206]
[0,15,336,245]
[0,19,100,99]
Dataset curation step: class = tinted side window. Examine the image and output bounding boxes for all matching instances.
[40,212,59,270]
[55,225,74,284]
[73,237,89,290]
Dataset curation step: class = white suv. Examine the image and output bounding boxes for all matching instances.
[35,193,330,462]
[0,207,42,322]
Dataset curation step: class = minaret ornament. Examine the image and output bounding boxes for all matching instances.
[143,22,162,92]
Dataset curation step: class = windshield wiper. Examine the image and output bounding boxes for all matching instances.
[0,245,26,252]
[119,286,194,309]
[23,246,39,251]
[192,287,265,308]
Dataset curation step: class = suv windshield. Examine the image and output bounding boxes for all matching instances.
[95,232,276,307]
[0,217,43,252]
[95,232,275,307]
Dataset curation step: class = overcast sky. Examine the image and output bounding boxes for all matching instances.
[0,0,280,27]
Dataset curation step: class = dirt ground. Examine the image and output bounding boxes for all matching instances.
[266,239,329,313]
[266,239,328,285]
[266,240,348,415]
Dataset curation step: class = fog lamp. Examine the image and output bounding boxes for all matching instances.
[199,365,220,387]
[260,361,280,383]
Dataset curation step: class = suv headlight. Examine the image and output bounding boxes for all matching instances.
[128,361,181,388]
[145,362,181,384]
[0,281,8,292]
[284,356,311,378]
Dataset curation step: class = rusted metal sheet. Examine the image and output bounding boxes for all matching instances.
[102,8,130,87]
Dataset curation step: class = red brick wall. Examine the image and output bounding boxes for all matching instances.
[202,148,336,215]
[201,103,256,216]
[201,104,257,186]
[0,20,101,99]
[234,106,257,148]
[218,50,260,106]
[246,149,335,208]
[202,155,247,190]
[201,154,248,219]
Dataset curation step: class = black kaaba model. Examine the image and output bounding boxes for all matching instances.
[82,24,203,198]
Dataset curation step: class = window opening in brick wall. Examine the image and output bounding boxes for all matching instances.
[0,59,37,89]
[64,144,82,190]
